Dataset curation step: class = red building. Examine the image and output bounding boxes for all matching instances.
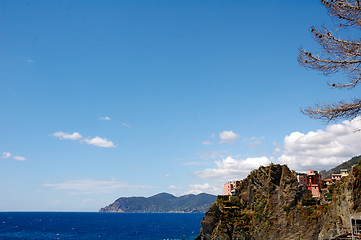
[224,180,240,196]
[307,170,321,198]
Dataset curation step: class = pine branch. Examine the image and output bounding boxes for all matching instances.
[298,48,361,75]
[302,99,361,121]
[321,0,361,26]
[299,0,361,121]
[310,27,361,58]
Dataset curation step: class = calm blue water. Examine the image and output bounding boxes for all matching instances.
[0,212,204,240]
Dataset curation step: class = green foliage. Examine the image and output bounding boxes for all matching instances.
[305,207,314,216]
[321,204,329,214]
[283,205,291,213]
[227,210,252,233]
[217,195,228,203]
[229,196,241,206]
[301,198,318,206]
[254,196,268,214]
[328,184,335,194]
[326,192,333,202]
[325,185,335,201]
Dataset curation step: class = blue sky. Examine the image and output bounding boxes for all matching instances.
[1,0,361,211]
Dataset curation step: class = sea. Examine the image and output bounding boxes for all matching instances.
[0,212,204,240]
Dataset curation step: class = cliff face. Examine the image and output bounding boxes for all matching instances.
[319,165,361,239]
[196,164,361,240]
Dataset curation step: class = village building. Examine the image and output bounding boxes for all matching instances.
[307,170,321,198]
[341,168,350,177]
[296,170,321,198]
[332,173,342,182]
[297,168,353,198]
[329,169,350,184]
[296,173,307,186]
[224,180,240,196]
[225,168,351,198]
[351,212,361,237]
[323,178,334,187]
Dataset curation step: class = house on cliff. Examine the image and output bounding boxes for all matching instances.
[332,173,342,182]
[332,169,350,183]
[307,170,321,198]
[323,178,333,186]
[225,169,323,198]
[225,168,351,199]
[296,173,307,186]
[296,170,321,198]
[223,180,240,196]
[296,168,352,198]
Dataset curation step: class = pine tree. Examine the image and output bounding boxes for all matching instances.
[298,0,361,121]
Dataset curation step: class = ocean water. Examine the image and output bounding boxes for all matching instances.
[0,212,204,240]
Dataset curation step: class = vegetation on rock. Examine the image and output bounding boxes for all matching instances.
[196,163,361,240]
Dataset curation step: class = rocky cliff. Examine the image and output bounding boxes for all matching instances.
[196,163,361,240]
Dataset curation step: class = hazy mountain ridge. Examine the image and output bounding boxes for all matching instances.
[99,192,216,213]
[319,155,361,179]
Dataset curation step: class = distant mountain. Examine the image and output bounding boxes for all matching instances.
[319,155,361,179]
[99,192,217,213]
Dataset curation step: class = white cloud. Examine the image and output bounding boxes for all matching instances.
[13,156,26,161]
[100,116,111,121]
[43,179,154,195]
[27,58,34,63]
[219,130,239,143]
[182,161,209,166]
[187,183,221,195]
[53,131,82,140]
[53,131,115,148]
[122,123,131,127]
[199,151,226,160]
[202,141,212,145]
[278,118,361,171]
[192,118,361,188]
[272,147,281,155]
[1,152,26,161]
[194,156,271,181]
[83,137,115,148]
[246,136,264,149]
[1,152,11,159]
[168,185,178,189]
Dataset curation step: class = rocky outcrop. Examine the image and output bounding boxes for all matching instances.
[319,165,361,239]
[196,163,361,240]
